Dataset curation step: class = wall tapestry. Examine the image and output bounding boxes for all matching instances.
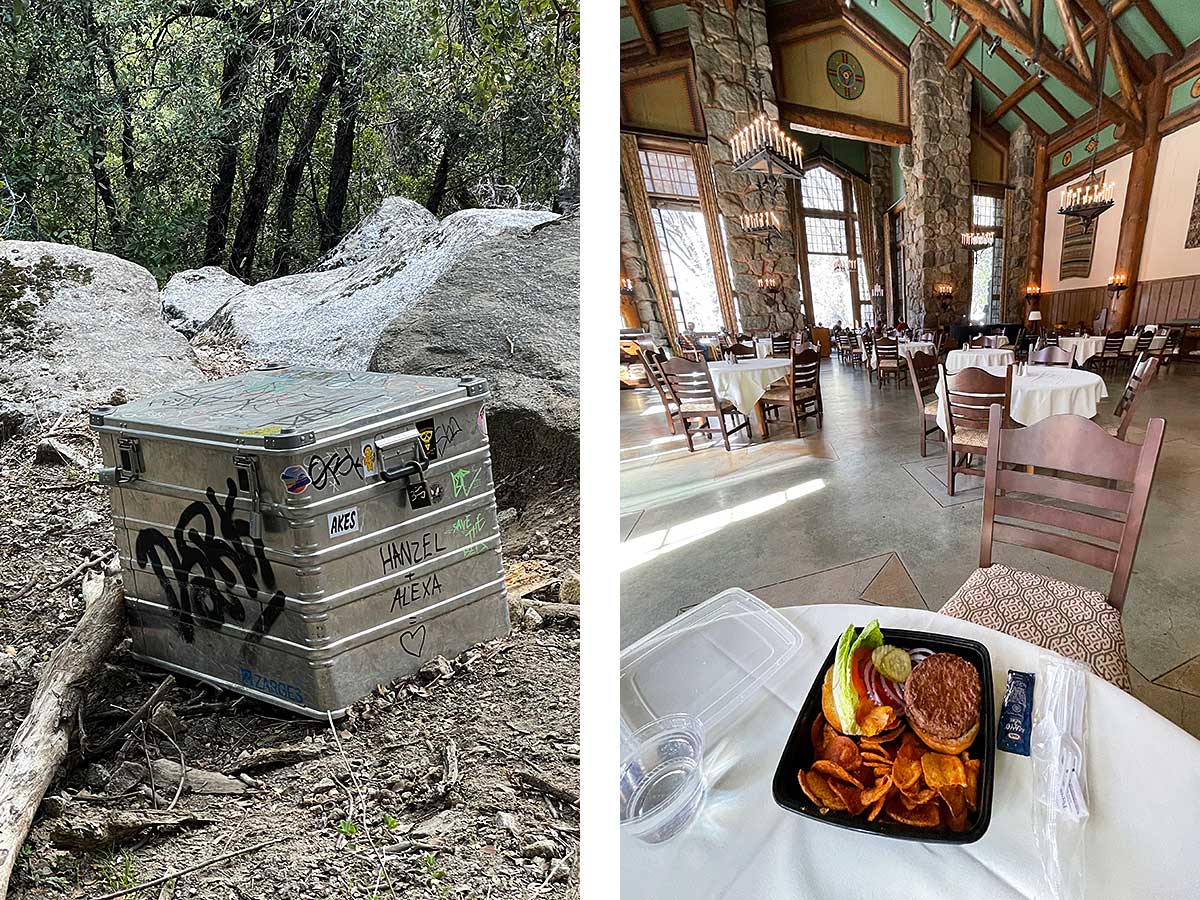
[1185,167,1200,249]
[1059,169,1105,281]
[827,51,865,101]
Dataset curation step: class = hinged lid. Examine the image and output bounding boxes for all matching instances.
[620,588,802,744]
[90,366,481,450]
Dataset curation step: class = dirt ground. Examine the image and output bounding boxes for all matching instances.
[0,349,580,899]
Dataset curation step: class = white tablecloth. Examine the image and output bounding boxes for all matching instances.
[1057,334,1167,366]
[872,340,935,368]
[946,348,1015,369]
[621,603,1200,900]
[934,364,1108,432]
[755,338,774,359]
[709,359,790,415]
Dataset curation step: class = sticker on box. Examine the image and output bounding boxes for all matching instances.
[328,506,360,539]
[361,442,379,479]
[280,464,311,495]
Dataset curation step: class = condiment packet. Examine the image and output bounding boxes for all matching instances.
[997,669,1034,756]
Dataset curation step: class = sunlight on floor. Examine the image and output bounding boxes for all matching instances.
[620,478,826,573]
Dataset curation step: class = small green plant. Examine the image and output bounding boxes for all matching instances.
[420,853,450,896]
[382,813,400,830]
[97,851,136,890]
[335,818,358,838]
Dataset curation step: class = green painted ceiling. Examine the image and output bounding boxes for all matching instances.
[620,0,1198,142]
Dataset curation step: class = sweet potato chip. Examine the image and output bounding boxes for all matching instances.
[938,784,967,820]
[921,752,967,790]
[885,795,941,828]
[810,714,826,757]
[860,775,891,807]
[804,770,848,811]
[964,758,980,812]
[859,740,892,760]
[861,752,892,767]
[897,786,937,809]
[818,733,861,772]
[867,791,888,821]
[811,760,864,789]
[798,769,824,808]
[892,738,924,790]
[874,723,905,744]
[830,777,866,815]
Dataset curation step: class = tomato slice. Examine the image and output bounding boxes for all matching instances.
[851,646,871,700]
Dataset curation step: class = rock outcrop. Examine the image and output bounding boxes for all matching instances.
[0,242,201,438]
[160,266,245,338]
[189,199,558,370]
[370,214,579,491]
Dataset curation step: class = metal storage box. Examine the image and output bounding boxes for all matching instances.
[91,365,509,718]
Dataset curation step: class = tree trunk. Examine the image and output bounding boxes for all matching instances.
[0,569,125,898]
[203,39,254,266]
[319,61,361,253]
[425,132,456,216]
[81,124,123,249]
[229,42,297,280]
[271,52,340,277]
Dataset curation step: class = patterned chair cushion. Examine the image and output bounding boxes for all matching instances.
[761,386,817,403]
[923,399,939,417]
[940,564,1130,690]
[679,399,735,414]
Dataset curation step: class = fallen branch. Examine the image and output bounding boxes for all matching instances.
[517,599,579,622]
[515,770,578,806]
[91,836,285,900]
[83,676,175,761]
[47,806,216,851]
[0,567,126,898]
[43,550,118,597]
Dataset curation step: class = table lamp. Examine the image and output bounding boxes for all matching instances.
[1028,310,1042,335]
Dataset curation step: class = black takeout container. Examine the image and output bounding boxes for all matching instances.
[771,627,996,844]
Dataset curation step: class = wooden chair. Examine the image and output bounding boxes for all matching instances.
[758,347,822,439]
[725,341,757,360]
[841,333,863,368]
[940,365,1013,496]
[677,333,705,363]
[968,335,986,348]
[1028,345,1075,367]
[1122,330,1153,372]
[906,350,941,457]
[1041,331,1060,348]
[660,356,751,452]
[874,337,906,389]
[940,404,1166,690]
[1154,328,1182,367]
[770,332,793,357]
[1108,354,1159,441]
[637,344,680,435]
[1088,332,1125,375]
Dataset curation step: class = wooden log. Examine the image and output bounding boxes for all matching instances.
[1053,0,1093,81]
[946,23,983,70]
[1027,137,1049,302]
[518,599,581,622]
[778,101,912,146]
[0,569,125,898]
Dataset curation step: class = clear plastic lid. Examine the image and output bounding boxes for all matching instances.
[620,588,802,743]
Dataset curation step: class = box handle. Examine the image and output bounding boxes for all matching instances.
[374,428,429,484]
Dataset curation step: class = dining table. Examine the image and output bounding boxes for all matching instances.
[934,364,1108,432]
[709,358,791,436]
[1057,333,1167,366]
[621,602,1200,900]
[946,347,1015,370]
[870,339,936,369]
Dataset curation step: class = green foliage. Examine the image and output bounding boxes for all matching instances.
[0,0,578,282]
[335,817,359,838]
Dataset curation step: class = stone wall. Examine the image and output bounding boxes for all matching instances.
[1004,123,1037,323]
[899,32,972,329]
[619,177,667,341]
[687,0,802,332]
[867,144,892,324]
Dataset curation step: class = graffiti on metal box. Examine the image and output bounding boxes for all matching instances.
[307,448,365,491]
[391,573,442,612]
[450,512,487,543]
[135,479,286,646]
[399,624,427,657]
[450,466,482,498]
[379,531,447,575]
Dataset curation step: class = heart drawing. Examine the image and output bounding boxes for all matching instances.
[400,625,427,658]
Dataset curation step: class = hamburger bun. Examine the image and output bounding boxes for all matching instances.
[905,653,982,755]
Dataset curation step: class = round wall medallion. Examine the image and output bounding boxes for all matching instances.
[1190,77,1200,99]
[1085,137,1098,153]
[1062,150,1073,167]
[827,51,866,101]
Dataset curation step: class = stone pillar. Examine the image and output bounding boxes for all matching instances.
[687,0,801,332]
[867,145,892,324]
[619,179,667,342]
[1004,123,1036,323]
[900,32,972,329]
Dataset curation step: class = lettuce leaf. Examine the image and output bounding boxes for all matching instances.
[832,620,885,735]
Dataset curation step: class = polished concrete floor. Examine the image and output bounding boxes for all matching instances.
[620,356,1200,739]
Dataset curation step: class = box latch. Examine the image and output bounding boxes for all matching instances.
[98,437,144,485]
[233,454,264,539]
[374,427,429,487]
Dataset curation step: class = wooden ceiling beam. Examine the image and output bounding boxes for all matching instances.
[953,0,1142,140]
[1030,0,1044,50]
[625,0,659,57]
[779,101,913,146]
[1048,109,1112,153]
[1073,0,1142,123]
[1052,0,1093,81]
[987,73,1043,124]
[998,0,1029,31]
[992,31,1075,124]
[1134,0,1184,60]
[946,22,984,69]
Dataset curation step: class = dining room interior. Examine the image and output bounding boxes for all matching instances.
[618,0,1200,743]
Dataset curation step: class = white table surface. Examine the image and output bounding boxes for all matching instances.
[709,359,790,416]
[934,364,1108,432]
[621,603,1200,900]
[872,340,935,368]
[754,337,774,359]
[1057,334,1167,365]
[946,348,1015,370]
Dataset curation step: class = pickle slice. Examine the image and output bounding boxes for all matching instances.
[871,644,912,683]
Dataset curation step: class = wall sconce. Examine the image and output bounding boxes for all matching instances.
[934,283,954,298]
[620,275,634,296]
[1106,273,1128,294]
[1025,285,1041,301]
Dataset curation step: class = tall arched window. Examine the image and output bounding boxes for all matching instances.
[796,163,869,328]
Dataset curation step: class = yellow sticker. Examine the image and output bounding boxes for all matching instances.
[362,443,376,474]
[239,425,283,436]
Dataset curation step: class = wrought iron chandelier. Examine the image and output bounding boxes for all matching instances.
[961,231,994,250]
